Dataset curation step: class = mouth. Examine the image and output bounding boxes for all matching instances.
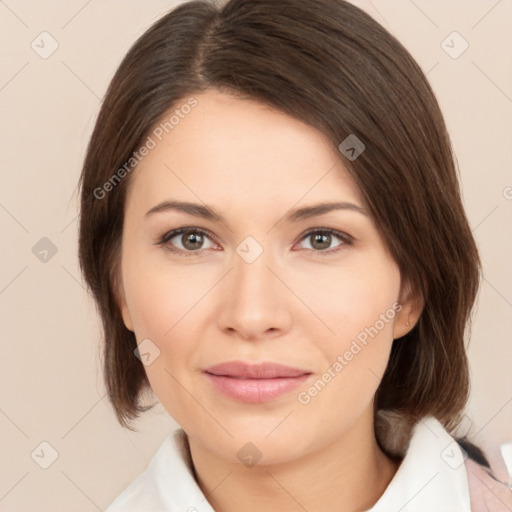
[203,360,313,403]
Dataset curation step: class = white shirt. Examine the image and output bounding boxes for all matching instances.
[105,416,499,511]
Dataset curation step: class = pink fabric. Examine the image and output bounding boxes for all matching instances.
[465,458,512,511]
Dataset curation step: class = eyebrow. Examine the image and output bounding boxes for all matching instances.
[145,200,368,223]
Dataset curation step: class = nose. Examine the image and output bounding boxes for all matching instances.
[216,242,293,342]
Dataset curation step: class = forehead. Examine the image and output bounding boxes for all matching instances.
[126,89,365,215]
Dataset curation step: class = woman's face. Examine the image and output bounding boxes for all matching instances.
[118,88,413,464]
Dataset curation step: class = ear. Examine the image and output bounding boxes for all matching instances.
[113,268,134,332]
[393,279,424,340]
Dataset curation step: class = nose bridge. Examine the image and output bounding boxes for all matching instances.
[235,238,273,293]
[233,234,278,304]
[217,234,291,339]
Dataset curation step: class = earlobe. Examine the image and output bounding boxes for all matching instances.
[393,306,417,340]
[393,282,424,340]
[115,273,134,332]
[120,299,134,332]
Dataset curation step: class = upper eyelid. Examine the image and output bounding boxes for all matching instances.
[160,226,216,244]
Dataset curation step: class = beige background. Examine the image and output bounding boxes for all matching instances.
[1,1,511,510]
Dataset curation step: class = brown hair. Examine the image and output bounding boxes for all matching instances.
[78,0,481,436]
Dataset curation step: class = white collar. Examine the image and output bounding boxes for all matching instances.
[367,416,471,511]
[107,427,216,512]
[106,416,471,511]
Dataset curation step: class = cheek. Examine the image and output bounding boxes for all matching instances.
[294,253,401,345]
[295,257,400,413]
[121,259,200,422]
[120,248,215,409]
[122,246,212,339]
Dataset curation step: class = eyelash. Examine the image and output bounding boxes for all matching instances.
[156,226,353,258]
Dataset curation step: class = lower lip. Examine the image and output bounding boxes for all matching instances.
[204,373,311,403]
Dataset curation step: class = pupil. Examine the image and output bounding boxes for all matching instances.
[312,233,330,250]
[184,232,203,250]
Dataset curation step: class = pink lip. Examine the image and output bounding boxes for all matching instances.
[204,361,312,403]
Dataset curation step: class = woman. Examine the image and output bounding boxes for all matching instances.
[77,0,512,510]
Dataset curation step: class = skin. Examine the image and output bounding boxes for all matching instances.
[118,88,422,512]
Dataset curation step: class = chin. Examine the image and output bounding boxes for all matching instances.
[188,415,321,466]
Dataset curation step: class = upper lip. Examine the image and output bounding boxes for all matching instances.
[204,361,312,379]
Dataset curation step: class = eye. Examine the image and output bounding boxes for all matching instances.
[158,227,218,257]
[157,226,352,257]
[295,228,352,255]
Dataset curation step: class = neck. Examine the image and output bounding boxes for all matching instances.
[186,412,400,512]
